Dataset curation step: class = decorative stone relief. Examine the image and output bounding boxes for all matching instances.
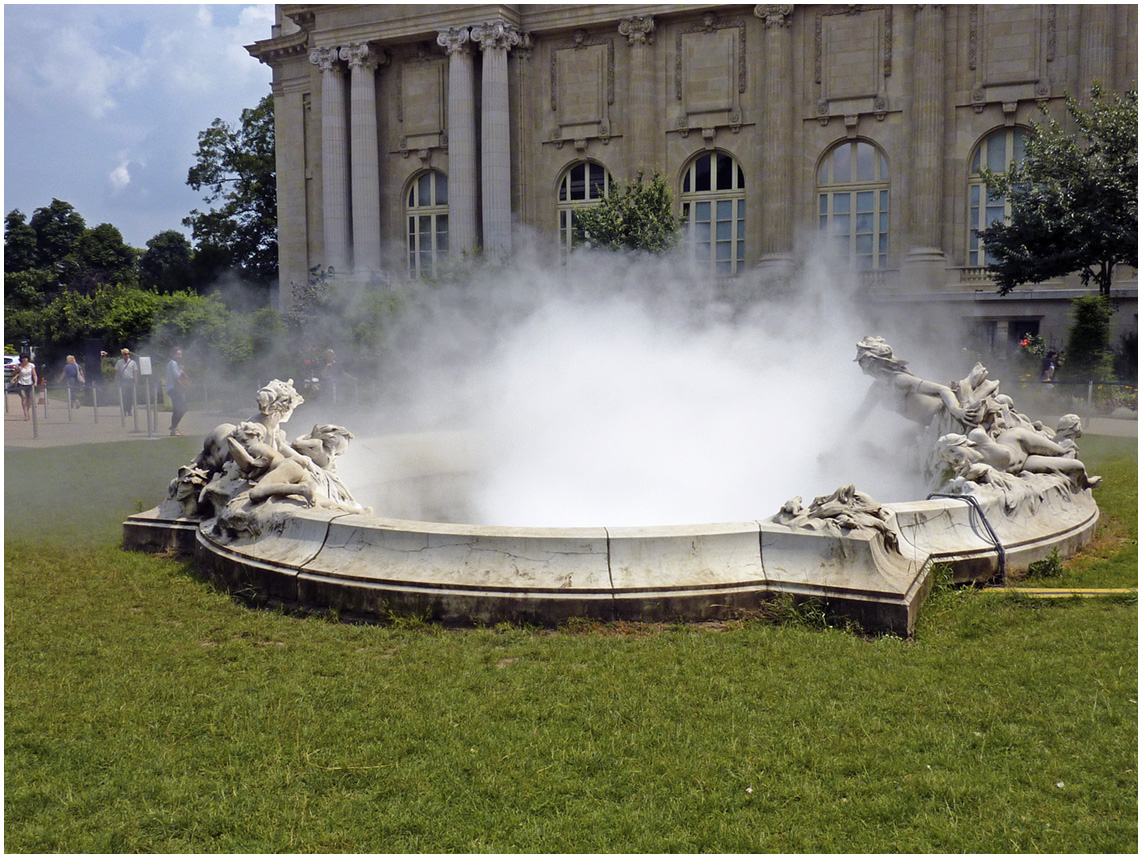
[754,5,793,29]
[436,25,470,56]
[618,15,655,46]
[470,20,522,52]
[308,45,342,74]
[775,485,899,549]
[397,55,446,155]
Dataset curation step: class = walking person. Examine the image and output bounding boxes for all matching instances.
[115,347,138,415]
[13,353,37,421]
[57,354,83,408]
[165,347,191,436]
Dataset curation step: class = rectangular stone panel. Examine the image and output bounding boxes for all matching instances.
[981,6,1040,85]
[821,9,881,100]
[556,44,607,125]
[402,60,444,136]
[681,29,737,113]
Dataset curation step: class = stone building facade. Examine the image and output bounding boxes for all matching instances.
[247,4,1137,351]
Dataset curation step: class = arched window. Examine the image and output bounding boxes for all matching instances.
[967,128,1028,266]
[817,140,890,269]
[557,161,612,256]
[679,151,746,275]
[406,170,448,277]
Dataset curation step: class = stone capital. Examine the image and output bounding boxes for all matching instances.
[618,15,655,46]
[340,42,387,71]
[470,21,522,52]
[437,26,471,55]
[754,5,794,28]
[309,45,343,74]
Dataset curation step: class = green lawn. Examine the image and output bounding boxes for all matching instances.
[4,433,1137,852]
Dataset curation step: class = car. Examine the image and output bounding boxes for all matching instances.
[4,355,19,384]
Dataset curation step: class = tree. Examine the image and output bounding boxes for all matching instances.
[29,198,86,268]
[4,210,39,273]
[139,230,195,292]
[72,223,138,289]
[1061,293,1115,382]
[978,85,1138,297]
[574,173,681,253]
[184,93,277,288]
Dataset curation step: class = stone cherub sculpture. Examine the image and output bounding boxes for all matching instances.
[158,378,367,524]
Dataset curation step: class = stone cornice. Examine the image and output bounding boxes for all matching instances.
[245,29,308,65]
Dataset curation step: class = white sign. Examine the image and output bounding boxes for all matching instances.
[139,356,153,375]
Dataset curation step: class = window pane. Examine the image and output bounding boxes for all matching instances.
[879,152,888,179]
[435,172,448,205]
[695,155,711,192]
[570,164,586,200]
[737,166,745,189]
[737,199,745,219]
[716,199,732,220]
[879,211,888,233]
[683,172,691,193]
[833,193,850,214]
[856,191,874,212]
[856,143,874,181]
[856,234,873,255]
[695,221,711,242]
[716,241,731,262]
[716,219,732,241]
[737,218,745,240]
[695,201,711,222]
[716,153,733,190]
[986,133,1006,172]
[418,173,432,204]
[819,194,828,215]
[832,214,850,236]
[971,146,982,174]
[833,144,851,183]
[856,213,874,234]
[408,187,415,207]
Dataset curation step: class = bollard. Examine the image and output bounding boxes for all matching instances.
[92,383,99,424]
[132,379,139,433]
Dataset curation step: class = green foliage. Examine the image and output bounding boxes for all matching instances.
[4,209,39,272]
[184,94,277,288]
[29,198,86,268]
[139,230,194,293]
[1062,294,1115,382]
[574,172,680,254]
[979,85,1138,296]
[284,265,403,363]
[72,223,139,290]
[1112,332,1137,384]
[4,268,55,312]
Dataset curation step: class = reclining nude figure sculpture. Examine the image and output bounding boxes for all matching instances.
[777,337,1100,540]
[158,379,368,533]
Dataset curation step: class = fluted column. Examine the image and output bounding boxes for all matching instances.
[619,16,656,177]
[341,43,385,273]
[905,5,948,283]
[1079,5,1115,100]
[438,26,478,257]
[755,5,795,268]
[310,46,351,273]
[471,21,521,258]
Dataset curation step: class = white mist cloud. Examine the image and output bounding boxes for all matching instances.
[340,244,937,528]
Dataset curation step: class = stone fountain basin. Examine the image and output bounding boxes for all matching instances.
[124,431,1098,636]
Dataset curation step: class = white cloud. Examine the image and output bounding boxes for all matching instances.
[109,160,131,194]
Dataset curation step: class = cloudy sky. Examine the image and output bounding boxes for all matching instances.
[4,3,275,249]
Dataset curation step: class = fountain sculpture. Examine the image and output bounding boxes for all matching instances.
[124,340,1100,635]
